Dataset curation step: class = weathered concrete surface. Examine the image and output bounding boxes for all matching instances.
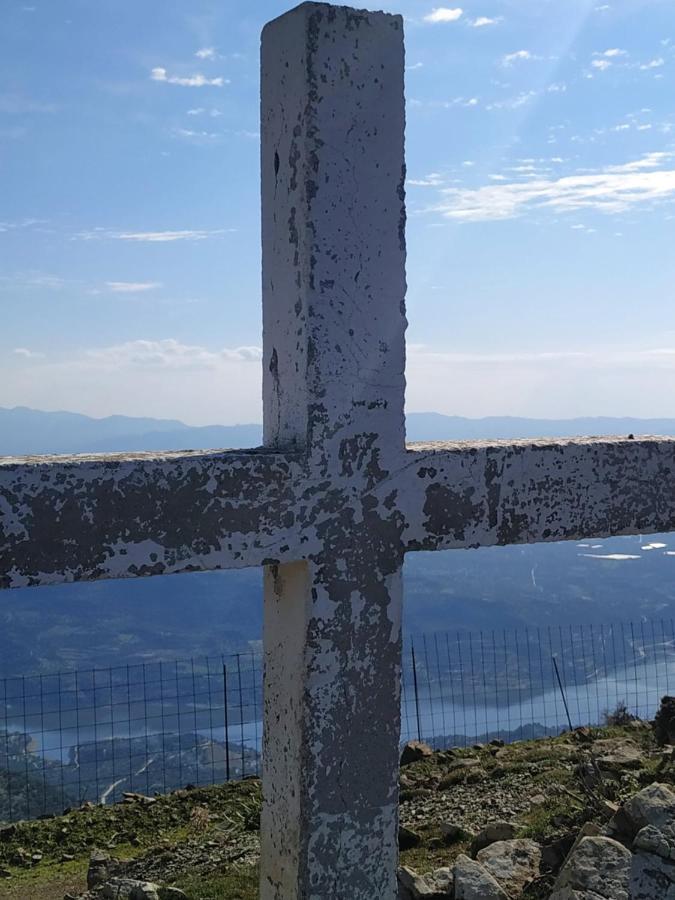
[0,449,304,589]
[400,436,675,552]
[3,3,675,900]
[260,4,406,898]
[5,437,675,592]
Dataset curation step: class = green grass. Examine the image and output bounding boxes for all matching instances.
[174,865,258,900]
[0,723,667,899]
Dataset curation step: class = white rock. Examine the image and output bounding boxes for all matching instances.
[397,865,454,898]
[453,854,509,899]
[622,783,675,847]
[550,836,631,900]
[476,838,541,894]
[102,879,161,900]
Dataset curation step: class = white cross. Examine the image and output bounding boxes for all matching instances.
[2,3,675,897]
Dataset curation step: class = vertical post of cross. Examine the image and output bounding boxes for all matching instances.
[261,3,407,897]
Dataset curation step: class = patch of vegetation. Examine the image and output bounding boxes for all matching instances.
[0,723,671,899]
[174,864,258,900]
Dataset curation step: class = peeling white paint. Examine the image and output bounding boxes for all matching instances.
[3,4,675,899]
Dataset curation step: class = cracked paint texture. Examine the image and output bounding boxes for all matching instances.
[3,4,675,900]
[260,5,406,898]
[5,438,675,593]
[0,449,304,589]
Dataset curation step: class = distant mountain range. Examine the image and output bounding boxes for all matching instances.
[2,406,674,456]
[3,405,675,677]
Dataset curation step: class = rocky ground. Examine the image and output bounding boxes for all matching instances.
[2,719,675,898]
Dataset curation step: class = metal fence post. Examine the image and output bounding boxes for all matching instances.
[223,663,231,782]
[411,641,422,742]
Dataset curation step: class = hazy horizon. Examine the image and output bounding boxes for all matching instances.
[3,0,675,423]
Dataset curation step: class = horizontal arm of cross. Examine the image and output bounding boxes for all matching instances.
[0,448,305,588]
[2,436,674,590]
[400,436,675,551]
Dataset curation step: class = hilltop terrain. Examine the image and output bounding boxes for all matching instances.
[2,721,675,899]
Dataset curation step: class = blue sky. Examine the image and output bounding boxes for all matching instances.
[1,0,674,425]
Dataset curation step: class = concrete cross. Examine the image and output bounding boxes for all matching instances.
[2,2,675,897]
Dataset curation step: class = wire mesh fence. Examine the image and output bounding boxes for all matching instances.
[0,653,261,823]
[2,618,675,823]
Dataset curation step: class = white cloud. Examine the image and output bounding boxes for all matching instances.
[150,67,227,88]
[423,7,463,23]
[13,339,675,425]
[75,228,232,242]
[13,348,45,359]
[430,152,675,222]
[487,90,537,110]
[1,341,263,424]
[174,127,219,139]
[105,281,162,293]
[186,107,222,118]
[599,48,626,57]
[195,47,216,60]
[408,172,444,186]
[591,59,612,71]
[501,50,538,66]
[404,343,675,420]
[85,339,262,370]
[640,57,665,70]
[0,272,64,289]
[472,15,501,26]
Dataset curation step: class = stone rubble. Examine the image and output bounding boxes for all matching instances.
[400,781,675,899]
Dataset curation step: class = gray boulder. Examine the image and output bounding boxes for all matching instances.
[101,879,161,900]
[634,825,672,859]
[476,838,541,895]
[593,738,644,771]
[550,836,631,900]
[470,822,517,855]
[401,741,434,766]
[629,851,675,899]
[87,851,112,890]
[453,854,509,899]
[398,865,454,899]
[620,782,675,851]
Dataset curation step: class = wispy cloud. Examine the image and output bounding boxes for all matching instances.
[0,94,58,114]
[501,50,537,66]
[187,107,222,117]
[195,47,216,60]
[13,348,45,360]
[486,90,537,110]
[407,343,675,370]
[75,228,233,242]
[0,218,47,234]
[640,57,665,70]
[85,339,261,370]
[408,172,444,187]
[430,152,675,222]
[0,272,64,289]
[471,16,501,26]
[105,281,162,293]
[423,7,463,23]
[150,68,227,88]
